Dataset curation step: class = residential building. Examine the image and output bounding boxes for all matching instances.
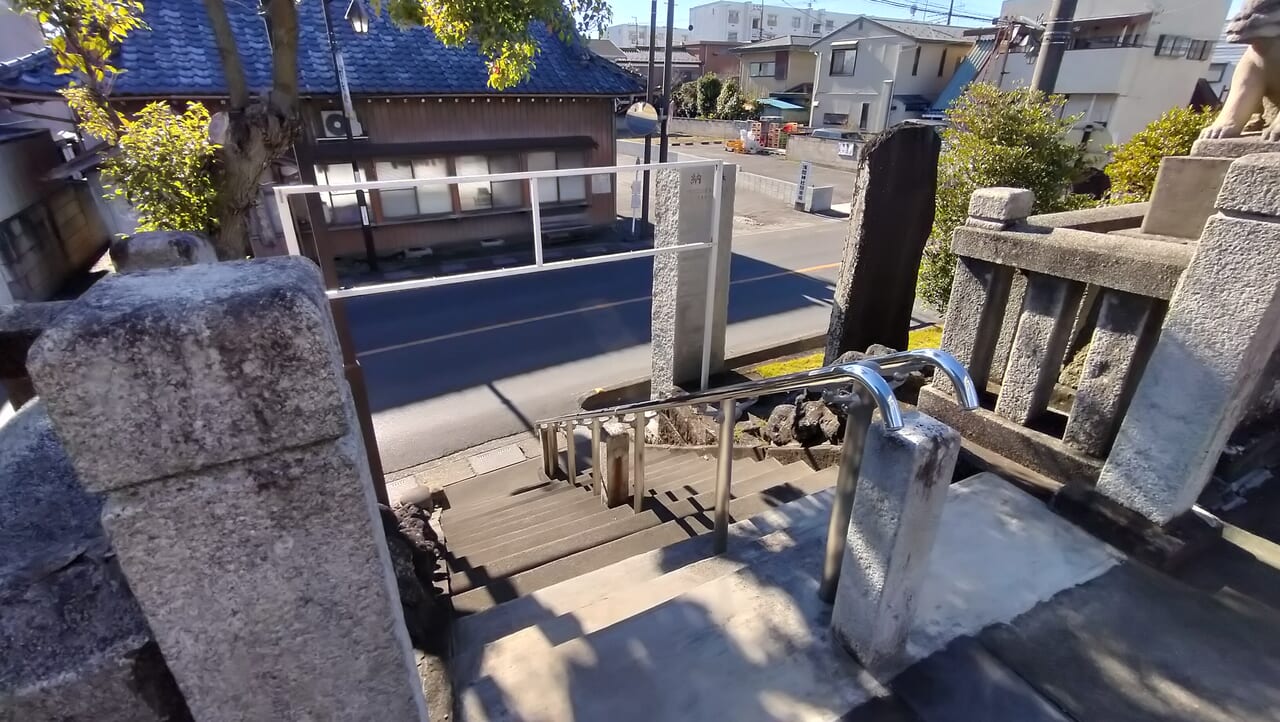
[604,23,697,48]
[809,17,973,131]
[1205,33,1247,102]
[731,35,818,119]
[689,1,859,43]
[0,0,641,262]
[589,40,705,89]
[684,40,743,76]
[991,0,1230,143]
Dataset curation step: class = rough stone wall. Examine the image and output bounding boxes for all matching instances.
[0,402,188,722]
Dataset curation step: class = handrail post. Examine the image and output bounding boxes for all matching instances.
[633,413,647,512]
[530,177,544,266]
[565,422,577,482]
[591,418,604,497]
[539,424,557,479]
[819,390,875,602]
[713,398,736,553]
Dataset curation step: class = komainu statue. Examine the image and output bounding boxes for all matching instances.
[1203,0,1280,140]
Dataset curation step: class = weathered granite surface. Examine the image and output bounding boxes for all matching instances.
[1192,136,1280,159]
[967,187,1034,228]
[109,231,218,273]
[0,402,186,722]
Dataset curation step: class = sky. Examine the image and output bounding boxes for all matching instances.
[604,0,1247,34]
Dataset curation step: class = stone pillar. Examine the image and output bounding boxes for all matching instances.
[993,273,1085,424]
[990,272,1027,384]
[936,257,1013,394]
[27,258,428,721]
[831,411,961,674]
[1062,290,1162,457]
[824,124,942,361]
[1097,154,1280,523]
[650,163,736,396]
[601,420,631,508]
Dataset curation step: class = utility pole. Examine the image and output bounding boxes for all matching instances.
[641,0,658,228]
[659,0,676,162]
[1030,0,1076,94]
[946,0,955,24]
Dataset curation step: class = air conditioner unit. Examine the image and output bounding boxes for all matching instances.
[319,109,365,139]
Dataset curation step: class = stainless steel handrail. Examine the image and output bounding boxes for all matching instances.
[535,348,980,597]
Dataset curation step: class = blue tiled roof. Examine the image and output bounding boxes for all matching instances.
[0,0,641,98]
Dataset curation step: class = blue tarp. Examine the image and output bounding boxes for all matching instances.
[756,97,805,110]
[927,39,996,117]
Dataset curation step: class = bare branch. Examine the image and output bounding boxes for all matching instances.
[203,0,249,109]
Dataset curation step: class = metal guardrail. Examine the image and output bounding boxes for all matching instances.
[535,348,981,600]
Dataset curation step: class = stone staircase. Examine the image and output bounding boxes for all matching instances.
[442,449,838,615]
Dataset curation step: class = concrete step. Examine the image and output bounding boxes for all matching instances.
[443,477,582,527]
[635,456,716,489]
[446,490,601,547]
[455,522,834,685]
[450,473,839,612]
[438,458,551,509]
[455,503,637,566]
[454,488,837,650]
[646,457,794,502]
[457,513,876,722]
[444,482,592,535]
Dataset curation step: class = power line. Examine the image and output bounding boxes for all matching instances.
[863,0,997,23]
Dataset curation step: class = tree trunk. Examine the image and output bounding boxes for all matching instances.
[204,0,300,260]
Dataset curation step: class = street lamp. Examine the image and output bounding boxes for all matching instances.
[345,0,370,34]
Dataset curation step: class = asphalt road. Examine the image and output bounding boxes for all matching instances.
[352,213,859,473]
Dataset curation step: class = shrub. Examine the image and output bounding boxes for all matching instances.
[918,83,1087,311]
[714,77,748,120]
[694,72,722,118]
[1104,106,1216,203]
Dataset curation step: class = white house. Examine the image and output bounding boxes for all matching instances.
[993,0,1230,143]
[809,17,973,131]
[603,23,697,48]
[689,1,861,43]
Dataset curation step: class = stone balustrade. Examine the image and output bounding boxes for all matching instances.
[918,188,1194,486]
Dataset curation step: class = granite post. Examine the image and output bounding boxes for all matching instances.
[993,273,1085,424]
[1097,153,1280,523]
[824,124,941,361]
[27,258,429,721]
[831,411,961,674]
[650,164,736,396]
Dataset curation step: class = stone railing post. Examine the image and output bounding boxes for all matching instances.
[1097,153,1280,523]
[600,420,631,508]
[650,164,736,396]
[933,188,1031,394]
[27,258,429,721]
[831,411,961,674]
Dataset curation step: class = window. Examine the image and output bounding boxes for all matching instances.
[938,48,948,76]
[767,13,777,26]
[375,158,451,219]
[830,48,856,75]
[727,10,739,24]
[751,17,760,29]
[1186,39,1214,61]
[858,103,870,130]
[825,20,834,30]
[314,163,362,224]
[812,22,821,33]
[749,61,777,77]
[911,46,921,76]
[728,31,738,41]
[1207,62,1228,83]
[821,112,848,126]
[456,155,522,212]
[1156,34,1193,57]
[791,16,801,29]
[527,150,588,204]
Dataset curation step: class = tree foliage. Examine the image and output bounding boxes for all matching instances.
[694,72,721,118]
[672,80,698,117]
[107,102,221,233]
[1103,105,1215,203]
[714,77,749,120]
[918,83,1087,311]
[381,0,611,89]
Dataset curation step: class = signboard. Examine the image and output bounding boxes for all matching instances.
[837,142,857,158]
[793,160,812,210]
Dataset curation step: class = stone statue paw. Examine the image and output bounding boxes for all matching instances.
[1201,121,1245,140]
[1265,118,1280,142]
